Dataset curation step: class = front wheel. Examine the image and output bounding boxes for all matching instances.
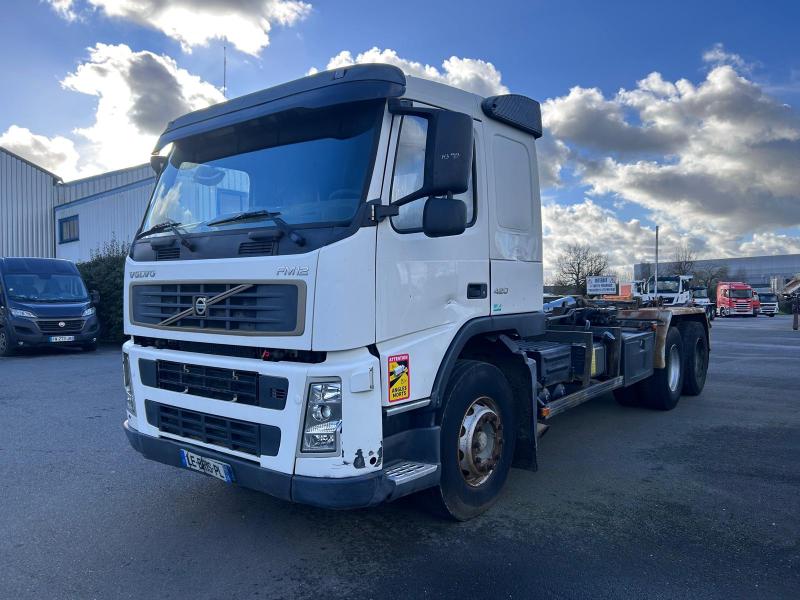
[769,313,775,317]
[82,342,98,352]
[642,326,684,411]
[428,360,516,521]
[0,328,15,357]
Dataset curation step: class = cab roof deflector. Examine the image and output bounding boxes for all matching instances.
[481,94,543,139]
[154,64,407,152]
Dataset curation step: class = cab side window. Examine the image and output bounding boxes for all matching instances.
[390,115,476,233]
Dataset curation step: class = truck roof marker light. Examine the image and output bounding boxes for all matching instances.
[541,406,551,418]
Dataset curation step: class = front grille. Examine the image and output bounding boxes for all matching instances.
[157,360,259,405]
[131,282,301,334]
[239,240,276,256]
[146,401,262,456]
[37,319,84,333]
[156,247,181,261]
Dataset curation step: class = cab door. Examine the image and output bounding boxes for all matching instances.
[374,112,489,403]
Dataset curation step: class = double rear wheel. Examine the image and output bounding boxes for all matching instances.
[614,322,708,410]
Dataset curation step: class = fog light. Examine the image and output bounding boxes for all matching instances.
[302,381,341,453]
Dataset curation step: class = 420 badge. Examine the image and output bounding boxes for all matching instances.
[388,354,410,402]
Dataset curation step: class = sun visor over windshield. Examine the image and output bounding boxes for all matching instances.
[154,64,407,152]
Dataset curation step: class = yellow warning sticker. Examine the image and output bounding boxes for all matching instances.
[388,354,410,402]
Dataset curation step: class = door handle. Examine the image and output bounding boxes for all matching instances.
[467,283,488,299]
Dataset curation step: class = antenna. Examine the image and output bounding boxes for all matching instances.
[222,40,227,98]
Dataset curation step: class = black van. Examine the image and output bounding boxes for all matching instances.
[0,258,100,356]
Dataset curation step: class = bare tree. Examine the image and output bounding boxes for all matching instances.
[670,242,697,276]
[553,243,610,295]
[694,264,729,298]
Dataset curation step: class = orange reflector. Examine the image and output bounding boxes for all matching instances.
[541,406,551,418]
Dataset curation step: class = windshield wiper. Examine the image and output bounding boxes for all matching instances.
[207,210,305,246]
[135,220,195,252]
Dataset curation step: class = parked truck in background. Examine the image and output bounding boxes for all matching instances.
[121,65,710,520]
[690,286,715,321]
[632,275,693,306]
[755,289,779,316]
[716,281,757,317]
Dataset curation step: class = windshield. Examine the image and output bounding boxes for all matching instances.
[730,289,751,298]
[141,101,383,237]
[652,278,680,293]
[5,273,88,302]
[693,289,708,298]
[759,293,778,302]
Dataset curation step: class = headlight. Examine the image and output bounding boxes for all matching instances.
[10,308,36,319]
[301,381,342,453]
[82,307,96,317]
[122,353,136,417]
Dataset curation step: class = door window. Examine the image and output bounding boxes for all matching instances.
[390,115,475,233]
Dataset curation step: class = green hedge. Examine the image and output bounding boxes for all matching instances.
[77,239,129,343]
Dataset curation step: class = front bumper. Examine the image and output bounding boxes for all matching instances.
[9,316,99,347]
[124,420,395,509]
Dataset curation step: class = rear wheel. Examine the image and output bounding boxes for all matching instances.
[642,326,683,411]
[678,322,708,396]
[428,360,516,521]
[0,328,15,357]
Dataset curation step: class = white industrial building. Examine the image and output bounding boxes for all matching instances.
[0,147,154,263]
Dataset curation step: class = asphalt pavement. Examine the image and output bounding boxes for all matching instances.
[1,315,798,599]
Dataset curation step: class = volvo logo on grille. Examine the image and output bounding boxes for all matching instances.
[193,296,208,317]
[58,321,66,328]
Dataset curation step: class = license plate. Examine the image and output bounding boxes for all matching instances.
[49,335,75,342]
[180,449,234,483]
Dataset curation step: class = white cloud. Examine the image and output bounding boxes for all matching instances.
[49,0,311,55]
[60,43,225,174]
[541,199,694,276]
[0,125,81,179]
[45,0,78,21]
[542,57,800,259]
[702,42,755,73]
[313,47,509,96]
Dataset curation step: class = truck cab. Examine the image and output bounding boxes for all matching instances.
[755,290,779,316]
[0,257,100,355]
[122,65,709,519]
[635,275,693,306]
[690,286,715,321]
[716,281,756,317]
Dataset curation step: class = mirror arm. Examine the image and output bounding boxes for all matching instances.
[388,98,437,118]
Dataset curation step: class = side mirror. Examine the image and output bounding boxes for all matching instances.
[90,290,100,305]
[389,99,473,204]
[423,196,467,238]
[150,154,168,174]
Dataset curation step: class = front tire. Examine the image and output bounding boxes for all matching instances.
[0,328,15,357]
[428,360,516,521]
[82,342,98,352]
[642,326,684,411]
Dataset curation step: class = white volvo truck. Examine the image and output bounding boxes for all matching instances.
[123,65,710,520]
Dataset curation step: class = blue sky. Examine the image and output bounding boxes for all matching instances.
[2,0,799,271]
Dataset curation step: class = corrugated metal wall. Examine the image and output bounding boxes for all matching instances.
[55,177,155,262]
[0,148,58,258]
[56,164,152,206]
